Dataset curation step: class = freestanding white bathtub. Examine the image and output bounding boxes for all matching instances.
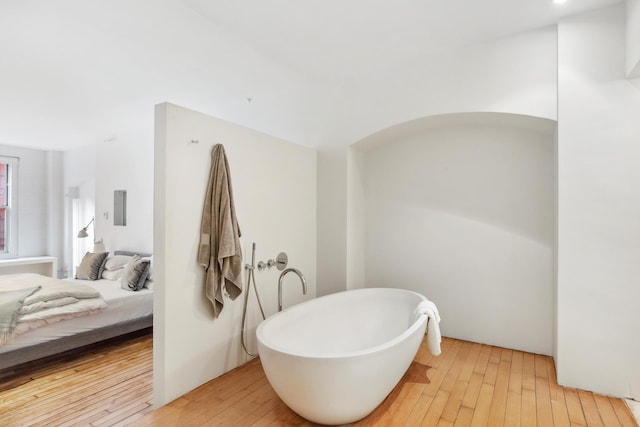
[256,287,429,425]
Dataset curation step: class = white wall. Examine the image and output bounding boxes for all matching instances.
[627,0,640,77]
[316,148,348,296]
[558,4,640,399]
[63,145,96,275]
[62,134,154,271]
[316,26,557,297]
[553,128,559,363]
[94,134,153,254]
[317,25,558,147]
[346,147,366,291]
[154,102,316,405]
[361,113,556,355]
[46,151,64,276]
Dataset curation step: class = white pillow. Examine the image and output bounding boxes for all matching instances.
[102,268,125,281]
[104,255,133,271]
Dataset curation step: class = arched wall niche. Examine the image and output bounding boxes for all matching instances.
[352,111,556,151]
[346,111,558,355]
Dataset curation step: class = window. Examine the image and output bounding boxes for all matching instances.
[0,156,18,258]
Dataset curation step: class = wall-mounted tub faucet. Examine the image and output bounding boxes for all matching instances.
[257,252,289,271]
[278,268,307,311]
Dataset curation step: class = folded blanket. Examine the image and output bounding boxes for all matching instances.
[0,286,41,345]
[19,296,78,314]
[0,273,107,344]
[14,296,106,335]
[0,273,100,305]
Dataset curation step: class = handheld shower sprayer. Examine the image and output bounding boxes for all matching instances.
[241,243,267,357]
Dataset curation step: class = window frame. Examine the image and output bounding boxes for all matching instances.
[0,156,19,259]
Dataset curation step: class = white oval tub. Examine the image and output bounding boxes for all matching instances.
[256,287,429,425]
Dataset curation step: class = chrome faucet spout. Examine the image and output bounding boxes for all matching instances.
[278,268,307,311]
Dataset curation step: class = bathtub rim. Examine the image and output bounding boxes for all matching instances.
[256,287,429,360]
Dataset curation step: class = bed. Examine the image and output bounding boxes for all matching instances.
[0,250,153,371]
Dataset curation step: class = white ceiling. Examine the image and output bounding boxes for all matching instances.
[185,0,620,80]
[0,0,622,151]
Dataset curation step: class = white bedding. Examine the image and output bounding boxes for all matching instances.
[0,278,153,354]
[0,273,107,340]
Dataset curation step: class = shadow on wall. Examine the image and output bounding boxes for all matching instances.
[351,112,557,356]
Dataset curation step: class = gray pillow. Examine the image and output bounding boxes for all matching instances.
[76,252,109,280]
[120,256,151,291]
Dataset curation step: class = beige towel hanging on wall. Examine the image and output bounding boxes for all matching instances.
[198,144,242,318]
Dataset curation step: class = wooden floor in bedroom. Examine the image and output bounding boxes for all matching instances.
[1,334,636,427]
[0,330,153,427]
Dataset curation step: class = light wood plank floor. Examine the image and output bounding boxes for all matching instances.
[1,334,636,426]
[134,337,636,427]
[0,331,153,427]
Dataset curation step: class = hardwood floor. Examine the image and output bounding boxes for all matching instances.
[135,336,636,427]
[1,333,636,426]
[0,330,153,427]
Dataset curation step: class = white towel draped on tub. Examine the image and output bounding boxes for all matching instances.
[415,299,442,356]
[197,144,243,318]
